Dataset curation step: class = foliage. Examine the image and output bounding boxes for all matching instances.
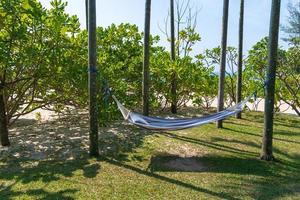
[0,0,80,126]
[151,51,214,110]
[2,0,299,134]
[245,38,300,115]
[281,2,300,45]
[204,47,239,106]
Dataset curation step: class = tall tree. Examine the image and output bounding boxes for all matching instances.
[88,0,99,157]
[261,0,281,161]
[170,0,177,114]
[0,91,9,146]
[216,0,229,128]
[143,0,151,116]
[85,0,88,30]
[236,0,244,119]
[0,0,80,146]
[282,2,300,45]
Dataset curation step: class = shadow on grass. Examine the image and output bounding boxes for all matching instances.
[2,110,155,199]
[218,127,300,168]
[161,132,258,156]
[98,122,155,161]
[242,112,300,129]
[103,157,240,200]
[223,127,300,145]
[104,153,300,200]
[0,157,100,200]
[273,129,300,137]
[2,112,105,200]
[147,153,272,175]
[11,118,37,127]
[143,152,300,199]
[1,185,76,200]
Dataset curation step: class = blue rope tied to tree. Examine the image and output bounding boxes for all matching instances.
[87,68,98,73]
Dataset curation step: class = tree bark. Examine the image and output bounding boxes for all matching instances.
[236,0,244,119]
[170,0,177,114]
[143,0,151,116]
[261,0,281,161]
[216,0,229,128]
[88,0,99,157]
[85,0,88,30]
[0,89,10,147]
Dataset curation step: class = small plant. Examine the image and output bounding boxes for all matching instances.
[35,112,42,122]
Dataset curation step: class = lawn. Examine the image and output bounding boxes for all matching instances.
[0,111,299,200]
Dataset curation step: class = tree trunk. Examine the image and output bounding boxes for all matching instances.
[261,0,281,161]
[143,0,151,116]
[0,90,10,147]
[170,0,177,114]
[236,0,244,119]
[88,0,99,157]
[85,0,88,30]
[216,0,229,128]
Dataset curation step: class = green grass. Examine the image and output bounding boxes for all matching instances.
[1,111,300,199]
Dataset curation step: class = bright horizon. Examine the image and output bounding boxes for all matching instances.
[40,0,297,54]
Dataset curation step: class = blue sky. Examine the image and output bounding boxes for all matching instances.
[40,0,297,53]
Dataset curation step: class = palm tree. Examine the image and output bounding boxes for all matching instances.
[216,0,229,128]
[87,0,99,157]
[236,0,244,119]
[261,0,281,161]
[143,0,151,116]
[85,0,88,30]
[0,91,9,146]
[170,0,177,114]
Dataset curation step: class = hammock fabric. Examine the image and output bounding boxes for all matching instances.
[112,93,254,131]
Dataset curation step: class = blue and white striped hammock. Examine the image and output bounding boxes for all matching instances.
[112,93,254,131]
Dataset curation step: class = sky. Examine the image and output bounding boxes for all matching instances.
[39,0,298,54]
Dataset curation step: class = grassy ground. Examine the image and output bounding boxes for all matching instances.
[0,111,300,200]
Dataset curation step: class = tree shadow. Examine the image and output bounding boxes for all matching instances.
[160,132,258,156]
[146,153,272,176]
[102,157,240,200]
[1,112,104,200]
[10,118,37,127]
[0,156,100,199]
[146,154,207,172]
[242,112,300,129]
[223,120,260,129]
[98,121,155,161]
[1,185,77,200]
[273,129,300,137]
[210,136,260,148]
[223,127,300,145]
[103,153,300,200]
[242,112,265,123]
[216,127,300,170]
[2,109,156,199]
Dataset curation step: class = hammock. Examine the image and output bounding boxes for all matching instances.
[111,93,254,131]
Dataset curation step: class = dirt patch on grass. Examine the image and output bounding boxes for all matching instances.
[163,157,206,171]
[147,154,207,172]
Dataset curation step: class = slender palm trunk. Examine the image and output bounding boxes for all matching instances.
[85,0,88,30]
[0,89,9,146]
[261,0,281,161]
[216,0,229,128]
[170,0,177,114]
[236,0,244,119]
[88,0,99,157]
[143,0,151,116]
